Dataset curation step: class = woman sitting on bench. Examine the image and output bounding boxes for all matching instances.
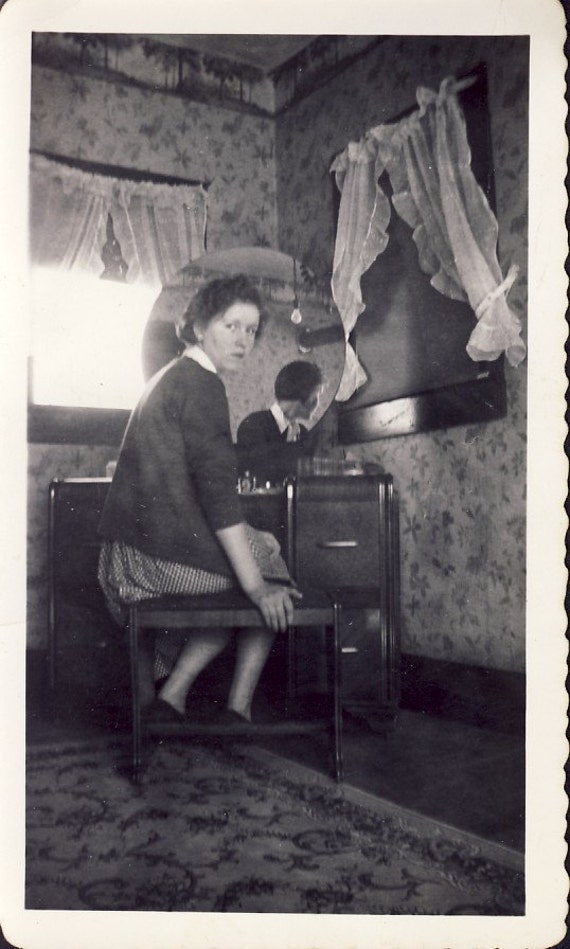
[98,275,301,728]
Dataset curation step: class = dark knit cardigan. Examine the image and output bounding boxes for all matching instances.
[99,357,243,576]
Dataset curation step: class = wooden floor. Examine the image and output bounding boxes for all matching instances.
[253,705,525,853]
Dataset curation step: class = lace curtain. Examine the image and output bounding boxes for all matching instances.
[29,153,208,285]
[330,75,526,401]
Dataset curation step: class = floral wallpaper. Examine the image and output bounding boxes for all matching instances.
[30,33,378,118]
[27,63,280,649]
[30,65,279,253]
[31,33,275,115]
[276,36,528,672]
[28,37,528,674]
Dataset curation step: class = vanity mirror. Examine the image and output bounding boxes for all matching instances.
[142,246,346,439]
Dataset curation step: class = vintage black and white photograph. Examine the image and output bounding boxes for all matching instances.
[0,1,567,947]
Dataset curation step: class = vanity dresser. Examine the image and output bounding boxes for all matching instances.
[47,473,400,725]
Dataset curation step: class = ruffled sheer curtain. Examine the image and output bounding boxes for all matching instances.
[330,75,526,401]
[330,139,391,400]
[29,153,207,285]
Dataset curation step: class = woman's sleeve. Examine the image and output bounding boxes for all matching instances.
[181,375,243,531]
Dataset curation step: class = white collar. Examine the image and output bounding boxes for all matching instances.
[270,401,289,434]
[184,345,217,374]
[270,402,301,440]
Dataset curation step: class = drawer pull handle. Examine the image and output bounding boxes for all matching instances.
[341,646,359,654]
[317,540,358,549]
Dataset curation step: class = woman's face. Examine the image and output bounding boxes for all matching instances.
[197,302,260,374]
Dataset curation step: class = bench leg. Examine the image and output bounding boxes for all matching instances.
[332,603,343,783]
[285,626,297,717]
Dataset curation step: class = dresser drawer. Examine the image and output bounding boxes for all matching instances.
[287,475,400,711]
[294,500,381,588]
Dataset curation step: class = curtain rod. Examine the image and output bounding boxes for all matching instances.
[30,149,210,190]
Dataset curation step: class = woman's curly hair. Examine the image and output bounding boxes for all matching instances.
[176,275,267,345]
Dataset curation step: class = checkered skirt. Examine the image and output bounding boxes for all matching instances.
[98,525,291,679]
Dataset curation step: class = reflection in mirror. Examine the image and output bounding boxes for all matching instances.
[142,247,346,440]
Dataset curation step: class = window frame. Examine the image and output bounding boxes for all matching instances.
[27,402,129,446]
[27,152,208,446]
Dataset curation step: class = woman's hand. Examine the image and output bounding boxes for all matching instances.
[247,581,303,633]
[215,523,302,631]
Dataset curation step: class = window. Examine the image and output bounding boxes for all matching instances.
[27,153,208,443]
[331,66,518,441]
[30,267,158,411]
[28,268,160,445]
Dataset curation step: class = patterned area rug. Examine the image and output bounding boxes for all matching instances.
[26,735,524,914]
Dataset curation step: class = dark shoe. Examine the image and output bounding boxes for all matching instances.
[208,708,255,735]
[208,709,308,736]
[142,698,186,727]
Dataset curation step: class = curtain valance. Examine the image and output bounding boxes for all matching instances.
[29,153,208,286]
[330,75,526,401]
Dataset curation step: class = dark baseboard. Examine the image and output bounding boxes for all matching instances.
[25,648,131,727]
[26,649,48,722]
[27,648,526,736]
[400,653,525,736]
